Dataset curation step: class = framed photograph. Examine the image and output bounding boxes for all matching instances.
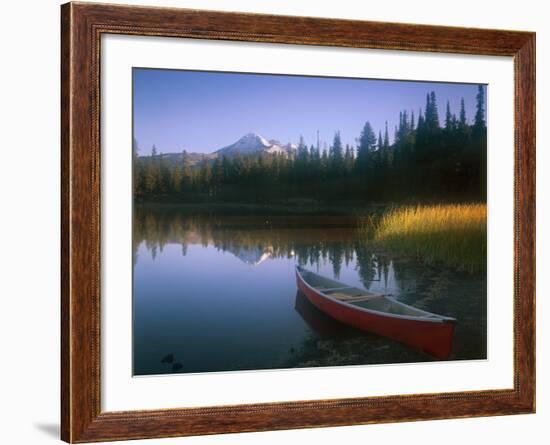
[61,2,535,442]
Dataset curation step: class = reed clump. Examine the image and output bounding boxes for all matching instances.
[373,204,487,271]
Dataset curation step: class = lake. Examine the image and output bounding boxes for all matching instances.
[133,205,487,375]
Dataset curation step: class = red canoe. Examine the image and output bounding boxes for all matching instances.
[295,266,456,359]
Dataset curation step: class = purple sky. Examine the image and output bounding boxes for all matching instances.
[133,68,486,155]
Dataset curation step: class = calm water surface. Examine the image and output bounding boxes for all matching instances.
[133,206,486,375]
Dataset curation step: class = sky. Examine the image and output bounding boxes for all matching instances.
[133,68,487,155]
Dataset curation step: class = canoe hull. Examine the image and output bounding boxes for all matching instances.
[296,270,455,359]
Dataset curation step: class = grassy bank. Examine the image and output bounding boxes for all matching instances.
[372,204,487,272]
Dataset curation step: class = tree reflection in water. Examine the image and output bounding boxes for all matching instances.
[133,205,385,288]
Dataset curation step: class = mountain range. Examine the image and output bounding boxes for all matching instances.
[138,133,298,167]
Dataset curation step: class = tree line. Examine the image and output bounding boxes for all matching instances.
[134,86,487,204]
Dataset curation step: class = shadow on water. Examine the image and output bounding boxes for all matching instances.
[133,205,486,375]
[294,290,345,338]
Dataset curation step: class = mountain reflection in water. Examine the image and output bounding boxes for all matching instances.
[133,205,486,375]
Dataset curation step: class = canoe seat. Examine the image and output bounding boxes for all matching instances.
[317,286,355,292]
[328,292,380,302]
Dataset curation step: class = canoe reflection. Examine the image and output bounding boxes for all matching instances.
[294,290,345,337]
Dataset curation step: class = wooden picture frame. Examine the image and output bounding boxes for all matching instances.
[61,1,535,442]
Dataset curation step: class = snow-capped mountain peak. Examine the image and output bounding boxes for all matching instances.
[215,133,297,157]
[241,132,271,147]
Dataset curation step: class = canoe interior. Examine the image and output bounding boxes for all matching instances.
[297,266,443,319]
[349,297,437,318]
[298,268,348,290]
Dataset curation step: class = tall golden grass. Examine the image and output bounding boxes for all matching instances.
[373,204,487,271]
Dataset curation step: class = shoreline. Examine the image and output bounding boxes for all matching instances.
[134,199,484,216]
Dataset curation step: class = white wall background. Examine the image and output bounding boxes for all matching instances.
[0,1,546,444]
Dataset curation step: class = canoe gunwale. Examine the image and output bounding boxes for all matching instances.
[295,266,456,324]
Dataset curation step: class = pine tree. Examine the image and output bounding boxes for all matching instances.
[180,150,193,192]
[159,153,172,193]
[424,93,431,125]
[456,98,471,146]
[473,85,487,200]
[329,131,344,173]
[297,135,309,164]
[430,91,440,129]
[321,148,329,178]
[311,143,320,173]
[417,108,424,131]
[171,164,182,194]
[344,144,354,173]
[132,138,143,196]
[383,122,390,149]
[211,157,223,196]
[221,154,231,183]
[199,159,212,195]
[452,113,458,130]
[144,145,160,194]
[445,100,453,131]
[359,122,377,152]
[310,143,319,162]
[381,123,393,170]
[356,121,376,172]
[459,98,467,128]
[424,91,440,132]
[376,130,384,175]
[474,85,486,134]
